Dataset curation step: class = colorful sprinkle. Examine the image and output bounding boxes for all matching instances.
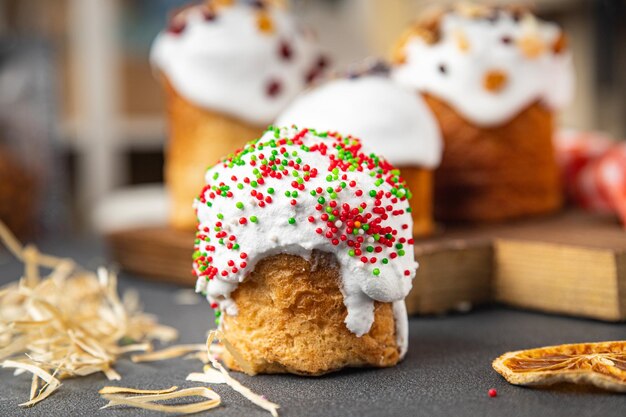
[266,79,282,97]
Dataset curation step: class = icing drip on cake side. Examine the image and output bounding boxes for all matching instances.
[393,7,575,126]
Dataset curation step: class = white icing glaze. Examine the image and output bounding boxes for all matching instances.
[392,9,575,126]
[276,75,443,168]
[151,1,325,126]
[193,127,418,353]
[393,300,408,359]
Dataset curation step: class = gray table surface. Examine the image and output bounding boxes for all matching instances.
[0,239,625,417]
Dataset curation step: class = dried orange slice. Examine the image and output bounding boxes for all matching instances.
[493,341,626,392]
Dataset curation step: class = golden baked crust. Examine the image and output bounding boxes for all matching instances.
[220,251,401,375]
[399,167,434,237]
[162,76,264,230]
[425,94,562,222]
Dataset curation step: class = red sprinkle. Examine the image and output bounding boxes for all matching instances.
[488,389,497,398]
[279,40,293,60]
[266,79,282,97]
[168,20,186,35]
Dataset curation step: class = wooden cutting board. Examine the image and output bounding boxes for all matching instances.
[106,210,626,321]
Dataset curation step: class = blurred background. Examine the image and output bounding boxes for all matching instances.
[0,0,624,238]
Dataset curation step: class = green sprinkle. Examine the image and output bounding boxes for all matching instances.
[369,190,376,197]
[348,250,355,257]
[366,246,374,253]
[232,243,240,250]
[310,190,317,196]
[292,191,299,198]
[236,202,244,210]
[288,217,296,225]
[217,213,224,219]
[285,191,291,197]
[237,184,244,190]
[398,250,406,256]
[250,215,258,223]
[326,175,333,182]
[206,201,212,207]
[373,268,380,276]
[318,197,325,204]
[267,188,275,194]
[382,258,389,264]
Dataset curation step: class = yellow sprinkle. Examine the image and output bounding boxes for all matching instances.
[256,12,274,34]
[518,35,546,59]
[454,29,470,53]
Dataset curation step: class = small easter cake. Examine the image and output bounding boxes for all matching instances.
[392,3,575,222]
[151,0,327,230]
[277,62,442,236]
[193,126,418,375]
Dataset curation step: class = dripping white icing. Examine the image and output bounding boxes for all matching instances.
[276,75,443,168]
[392,9,575,126]
[151,1,326,126]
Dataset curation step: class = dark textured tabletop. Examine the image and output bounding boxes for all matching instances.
[1,239,625,417]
